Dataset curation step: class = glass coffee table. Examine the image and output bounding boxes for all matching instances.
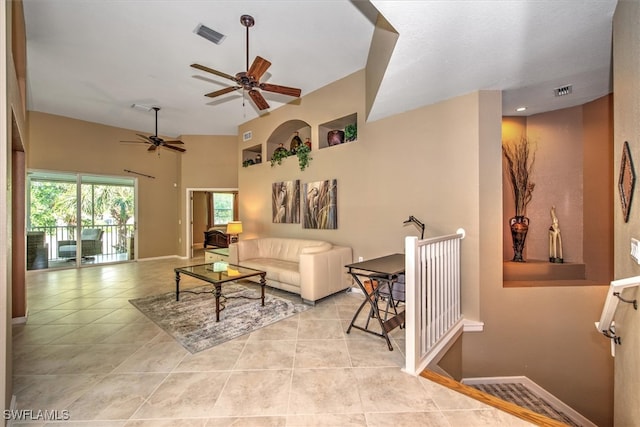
[174,261,266,322]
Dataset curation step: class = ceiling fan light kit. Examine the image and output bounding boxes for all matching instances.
[191,14,302,111]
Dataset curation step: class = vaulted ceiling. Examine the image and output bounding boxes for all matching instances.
[22,0,617,138]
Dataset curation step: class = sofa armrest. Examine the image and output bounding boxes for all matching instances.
[228,242,239,264]
[299,245,352,302]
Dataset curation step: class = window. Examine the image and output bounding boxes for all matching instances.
[208,192,238,226]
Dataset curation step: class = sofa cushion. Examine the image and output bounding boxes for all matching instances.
[241,258,301,287]
[255,238,331,263]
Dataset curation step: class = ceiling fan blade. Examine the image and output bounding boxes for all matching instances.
[120,140,149,144]
[135,134,153,142]
[205,86,241,98]
[147,145,157,152]
[163,140,185,145]
[248,89,270,110]
[259,83,301,98]
[191,63,237,82]
[163,144,187,153]
[248,56,271,80]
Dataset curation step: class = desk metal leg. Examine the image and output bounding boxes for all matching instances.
[346,273,394,351]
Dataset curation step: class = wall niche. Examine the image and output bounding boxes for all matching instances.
[318,113,357,149]
[266,119,311,162]
[501,95,613,286]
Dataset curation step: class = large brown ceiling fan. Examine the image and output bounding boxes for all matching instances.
[191,14,301,110]
[121,107,186,153]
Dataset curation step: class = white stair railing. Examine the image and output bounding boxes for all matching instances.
[596,275,639,352]
[404,229,465,375]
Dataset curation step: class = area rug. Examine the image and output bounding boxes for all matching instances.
[129,282,310,353]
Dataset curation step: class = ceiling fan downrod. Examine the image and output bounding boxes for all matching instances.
[240,14,254,72]
[152,106,160,137]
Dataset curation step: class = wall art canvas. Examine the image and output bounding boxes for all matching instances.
[272,180,300,223]
[303,179,338,229]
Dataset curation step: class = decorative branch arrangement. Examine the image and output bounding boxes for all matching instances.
[502,136,536,217]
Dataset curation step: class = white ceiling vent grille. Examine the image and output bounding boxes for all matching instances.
[554,85,573,97]
[194,24,226,45]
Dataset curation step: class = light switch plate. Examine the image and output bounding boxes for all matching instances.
[631,238,640,264]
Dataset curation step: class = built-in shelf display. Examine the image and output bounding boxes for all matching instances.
[266,120,311,161]
[318,113,357,149]
[242,144,262,167]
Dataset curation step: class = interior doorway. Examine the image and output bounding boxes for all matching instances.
[186,188,238,258]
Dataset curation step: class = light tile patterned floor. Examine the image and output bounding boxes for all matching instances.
[12,257,533,426]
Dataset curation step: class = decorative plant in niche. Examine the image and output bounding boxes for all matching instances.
[270,145,290,167]
[503,136,536,216]
[502,136,536,262]
[344,123,357,142]
[296,144,312,171]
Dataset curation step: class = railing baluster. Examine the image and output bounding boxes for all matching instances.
[404,230,465,376]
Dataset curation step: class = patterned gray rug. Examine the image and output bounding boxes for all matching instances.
[129,282,310,353]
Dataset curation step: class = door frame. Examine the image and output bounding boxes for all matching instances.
[185,187,238,258]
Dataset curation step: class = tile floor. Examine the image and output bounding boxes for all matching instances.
[12,257,533,426]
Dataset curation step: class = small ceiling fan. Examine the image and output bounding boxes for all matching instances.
[121,107,186,153]
[191,14,302,110]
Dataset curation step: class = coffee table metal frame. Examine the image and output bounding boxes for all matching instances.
[174,262,266,322]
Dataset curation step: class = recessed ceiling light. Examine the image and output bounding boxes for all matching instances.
[516,107,527,112]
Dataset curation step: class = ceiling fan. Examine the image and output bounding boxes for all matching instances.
[191,14,302,111]
[121,107,186,153]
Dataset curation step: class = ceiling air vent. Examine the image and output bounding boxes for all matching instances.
[554,85,573,97]
[194,24,226,45]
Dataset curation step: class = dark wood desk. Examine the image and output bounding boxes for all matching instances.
[345,253,405,350]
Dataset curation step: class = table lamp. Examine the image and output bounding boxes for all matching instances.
[226,221,243,243]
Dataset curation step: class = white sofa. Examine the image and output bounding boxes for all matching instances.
[228,237,352,303]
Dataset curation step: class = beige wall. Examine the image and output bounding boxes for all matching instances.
[613,1,640,425]
[28,112,182,258]
[177,134,238,256]
[4,0,29,411]
[27,114,238,259]
[236,69,613,425]
[237,70,500,322]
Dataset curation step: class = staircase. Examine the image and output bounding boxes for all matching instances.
[422,370,596,427]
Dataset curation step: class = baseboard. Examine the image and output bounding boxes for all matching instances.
[137,255,182,262]
[12,311,28,325]
[461,376,597,427]
[462,318,484,332]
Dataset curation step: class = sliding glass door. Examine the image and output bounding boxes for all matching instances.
[27,170,136,269]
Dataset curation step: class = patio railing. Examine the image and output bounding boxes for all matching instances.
[28,225,134,260]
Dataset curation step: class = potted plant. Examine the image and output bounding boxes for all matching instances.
[270,144,290,166]
[344,123,357,142]
[296,144,312,171]
[502,136,536,262]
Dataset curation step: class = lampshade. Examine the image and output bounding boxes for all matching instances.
[226,221,243,235]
